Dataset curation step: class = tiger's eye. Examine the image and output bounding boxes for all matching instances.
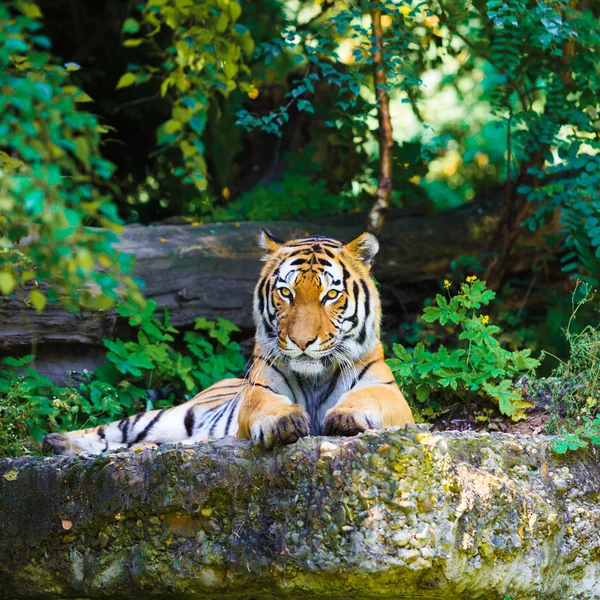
[279,287,292,298]
[326,289,339,300]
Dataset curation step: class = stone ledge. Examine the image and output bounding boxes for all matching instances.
[1,429,599,600]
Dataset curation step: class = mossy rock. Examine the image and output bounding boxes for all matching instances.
[1,429,599,599]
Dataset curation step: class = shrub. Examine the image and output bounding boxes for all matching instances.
[387,277,539,420]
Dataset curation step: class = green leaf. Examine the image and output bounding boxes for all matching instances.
[0,272,16,295]
[123,39,144,47]
[29,289,47,312]
[229,2,242,21]
[116,72,137,90]
[122,18,140,34]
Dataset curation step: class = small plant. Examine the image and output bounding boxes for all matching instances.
[387,277,539,420]
[536,284,600,453]
[93,299,246,410]
[551,415,600,454]
[543,286,600,427]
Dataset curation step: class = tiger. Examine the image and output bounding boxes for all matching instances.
[42,230,414,455]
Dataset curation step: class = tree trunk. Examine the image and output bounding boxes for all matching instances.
[367,5,393,235]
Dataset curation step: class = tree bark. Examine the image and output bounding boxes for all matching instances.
[0,429,598,599]
[367,5,394,235]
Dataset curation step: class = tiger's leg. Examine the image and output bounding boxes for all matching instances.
[43,379,246,455]
[237,384,310,449]
[323,359,414,436]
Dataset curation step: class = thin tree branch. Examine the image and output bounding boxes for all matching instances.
[366,4,394,235]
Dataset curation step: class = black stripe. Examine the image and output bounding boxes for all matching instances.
[184,407,195,437]
[257,276,267,315]
[133,412,145,427]
[342,280,359,332]
[289,258,308,266]
[350,360,380,389]
[381,380,396,385]
[98,425,109,451]
[252,382,278,394]
[272,365,298,403]
[134,409,166,443]
[357,280,370,345]
[209,399,233,436]
[339,259,351,284]
[321,247,336,259]
[121,418,131,444]
[224,396,239,435]
[285,248,312,258]
[316,258,332,267]
[196,392,241,403]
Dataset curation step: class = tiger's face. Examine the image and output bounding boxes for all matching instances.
[253,230,381,377]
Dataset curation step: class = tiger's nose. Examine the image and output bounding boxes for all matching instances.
[290,335,317,351]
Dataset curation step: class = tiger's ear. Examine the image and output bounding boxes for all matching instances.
[259,229,284,256]
[345,232,379,268]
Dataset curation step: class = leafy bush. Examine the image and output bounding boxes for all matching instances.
[0,1,138,311]
[0,305,245,457]
[388,278,539,420]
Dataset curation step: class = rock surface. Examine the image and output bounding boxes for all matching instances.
[1,429,599,600]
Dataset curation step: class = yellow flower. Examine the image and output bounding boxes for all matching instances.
[481,315,490,325]
[443,279,451,289]
[466,275,478,283]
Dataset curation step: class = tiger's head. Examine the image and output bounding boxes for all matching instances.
[254,230,381,377]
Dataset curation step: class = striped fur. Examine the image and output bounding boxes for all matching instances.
[43,231,414,455]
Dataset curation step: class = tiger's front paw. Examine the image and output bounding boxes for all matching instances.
[251,406,310,450]
[323,408,381,437]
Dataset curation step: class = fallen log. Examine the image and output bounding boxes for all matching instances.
[0,200,502,352]
[0,428,598,599]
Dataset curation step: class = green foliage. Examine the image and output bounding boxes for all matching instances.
[0,1,138,311]
[0,306,245,457]
[89,299,246,411]
[236,1,421,137]
[388,278,539,419]
[212,172,360,221]
[551,418,600,454]
[119,0,254,193]
[543,285,600,433]
[0,355,61,456]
